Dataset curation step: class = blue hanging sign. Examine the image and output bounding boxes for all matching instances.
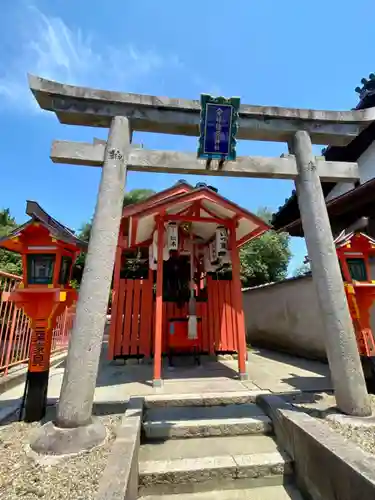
[197,94,240,161]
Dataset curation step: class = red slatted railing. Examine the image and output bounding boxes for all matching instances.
[0,270,74,377]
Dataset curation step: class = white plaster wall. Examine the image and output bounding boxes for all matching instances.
[326,141,375,202]
[243,276,326,360]
[243,263,375,360]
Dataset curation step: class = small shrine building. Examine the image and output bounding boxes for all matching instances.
[107,181,270,385]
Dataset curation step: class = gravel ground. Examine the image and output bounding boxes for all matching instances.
[281,391,375,455]
[326,395,375,455]
[0,405,123,500]
[327,417,375,454]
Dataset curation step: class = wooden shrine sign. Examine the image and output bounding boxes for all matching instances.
[197,94,240,161]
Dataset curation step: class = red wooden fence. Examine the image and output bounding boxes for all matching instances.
[110,276,238,358]
[0,270,74,376]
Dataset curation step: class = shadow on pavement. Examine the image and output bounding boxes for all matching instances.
[251,347,329,376]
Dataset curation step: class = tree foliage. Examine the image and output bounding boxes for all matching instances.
[122,189,156,208]
[292,262,311,277]
[0,209,22,275]
[239,207,292,288]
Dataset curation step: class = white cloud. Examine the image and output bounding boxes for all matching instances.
[191,75,223,99]
[0,5,182,112]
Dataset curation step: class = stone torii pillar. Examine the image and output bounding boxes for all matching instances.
[293,130,371,417]
[30,116,131,454]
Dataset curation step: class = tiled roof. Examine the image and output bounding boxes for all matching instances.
[0,201,88,251]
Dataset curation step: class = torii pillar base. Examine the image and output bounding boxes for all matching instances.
[30,418,106,456]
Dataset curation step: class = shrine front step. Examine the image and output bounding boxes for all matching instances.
[138,434,294,496]
[143,391,271,409]
[138,398,301,497]
[142,403,273,440]
[139,484,304,500]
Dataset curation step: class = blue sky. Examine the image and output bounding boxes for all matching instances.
[1,0,374,274]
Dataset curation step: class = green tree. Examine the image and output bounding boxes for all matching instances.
[78,221,92,243]
[293,262,311,277]
[239,207,292,287]
[122,189,156,208]
[0,209,22,275]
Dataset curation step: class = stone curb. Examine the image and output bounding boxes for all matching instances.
[0,351,68,424]
[95,397,143,500]
[256,393,375,500]
[0,400,23,424]
[0,350,68,396]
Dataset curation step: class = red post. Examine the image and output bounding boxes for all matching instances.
[229,224,247,379]
[3,305,18,376]
[60,307,69,348]
[108,245,122,360]
[153,217,164,386]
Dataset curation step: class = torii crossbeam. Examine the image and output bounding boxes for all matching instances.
[51,139,359,182]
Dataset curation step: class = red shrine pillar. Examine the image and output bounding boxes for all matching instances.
[108,245,123,360]
[229,224,248,379]
[153,217,164,386]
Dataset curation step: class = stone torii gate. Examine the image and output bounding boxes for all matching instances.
[28,74,375,455]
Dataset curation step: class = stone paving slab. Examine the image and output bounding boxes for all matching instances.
[161,378,252,393]
[242,349,332,394]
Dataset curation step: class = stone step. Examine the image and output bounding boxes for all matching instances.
[144,391,270,409]
[139,435,281,462]
[139,484,303,500]
[139,449,293,496]
[143,403,272,440]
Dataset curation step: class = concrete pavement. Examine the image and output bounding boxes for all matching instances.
[0,339,333,413]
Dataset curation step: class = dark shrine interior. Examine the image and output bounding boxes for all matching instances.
[119,247,232,305]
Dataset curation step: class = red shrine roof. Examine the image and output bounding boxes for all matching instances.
[0,201,87,254]
[122,182,271,248]
[334,230,375,250]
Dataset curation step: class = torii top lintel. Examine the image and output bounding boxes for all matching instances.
[28,75,375,147]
